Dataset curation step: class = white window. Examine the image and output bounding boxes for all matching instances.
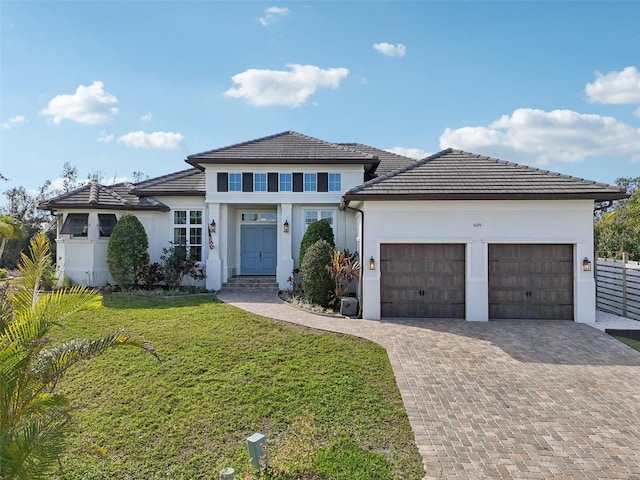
[304,210,334,230]
[304,173,317,192]
[172,210,203,261]
[229,173,242,192]
[254,173,267,192]
[329,173,341,192]
[279,173,292,192]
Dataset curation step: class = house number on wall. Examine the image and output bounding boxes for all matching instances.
[473,223,482,227]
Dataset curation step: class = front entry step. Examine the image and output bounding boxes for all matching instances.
[218,276,279,293]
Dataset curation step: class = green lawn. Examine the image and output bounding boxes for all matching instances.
[612,334,640,353]
[50,294,424,480]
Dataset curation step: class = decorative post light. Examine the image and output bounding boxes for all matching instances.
[209,219,216,233]
[582,257,592,272]
[369,256,376,270]
[283,220,289,233]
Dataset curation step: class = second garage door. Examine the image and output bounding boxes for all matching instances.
[488,244,574,320]
[380,244,465,318]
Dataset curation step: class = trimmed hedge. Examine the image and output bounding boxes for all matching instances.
[301,239,334,307]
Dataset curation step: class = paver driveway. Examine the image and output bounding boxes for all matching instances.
[217,291,640,480]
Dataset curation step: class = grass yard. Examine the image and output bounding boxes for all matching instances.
[610,332,640,353]
[50,294,424,480]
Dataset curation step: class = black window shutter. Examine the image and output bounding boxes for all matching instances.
[318,173,328,192]
[293,173,303,192]
[217,173,228,192]
[268,173,278,192]
[242,173,253,192]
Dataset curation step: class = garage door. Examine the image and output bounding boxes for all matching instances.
[488,244,573,320]
[380,244,465,318]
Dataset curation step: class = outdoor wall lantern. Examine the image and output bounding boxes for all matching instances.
[283,220,289,233]
[369,256,376,270]
[209,219,216,233]
[582,257,592,272]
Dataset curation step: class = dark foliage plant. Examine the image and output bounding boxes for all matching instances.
[300,239,334,308]
[106,213,149,288]
[160,243,206,290]
[298,220,335,269]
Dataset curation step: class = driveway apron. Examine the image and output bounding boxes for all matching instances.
[217,291,640,480]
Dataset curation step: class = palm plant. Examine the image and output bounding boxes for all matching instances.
[0,215,25,263]
[0,232,159,480]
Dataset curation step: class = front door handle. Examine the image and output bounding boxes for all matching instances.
[259,251,262,261]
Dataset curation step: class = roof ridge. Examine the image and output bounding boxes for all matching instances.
[134,167,201,188]
[345,148,453,195]
[187,131,376,160]
[447,149,626,190]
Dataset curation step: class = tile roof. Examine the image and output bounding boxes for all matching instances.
[131,168,204,196]
[339,143,416,177]
[39,182,170,212]
[186,131,379,169]
[342,149,628,202]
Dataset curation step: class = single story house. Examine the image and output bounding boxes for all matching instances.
[39,131,627,322]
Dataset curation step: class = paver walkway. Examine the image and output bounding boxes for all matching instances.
[216,291,640,480]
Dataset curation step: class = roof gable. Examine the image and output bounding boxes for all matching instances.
[343,149,628,202]
[186,131,379,169]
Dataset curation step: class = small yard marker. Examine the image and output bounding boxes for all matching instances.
[219,467,234,480]
[247,432,268,470]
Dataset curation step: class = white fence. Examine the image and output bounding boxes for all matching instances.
[596,254,640,321]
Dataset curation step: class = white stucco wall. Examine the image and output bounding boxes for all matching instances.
[356,199,597,323]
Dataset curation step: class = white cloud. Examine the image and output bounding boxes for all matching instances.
[40,81,118,125]
[440,108,640,164]
[259,6,290,26]
[225,64,349,107]
[1,115,27,129]
[97,131,115,143]
[116,131,185,150]
[585,66,640,105]
[373,42,406,58]
[141,112,153,122]
[386,147,430,159]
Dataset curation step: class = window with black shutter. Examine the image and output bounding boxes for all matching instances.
[268,172,278,192]
[217,173,228,192]
[293,173,303,192]
[318,172,328,192]
[242,172,253,192]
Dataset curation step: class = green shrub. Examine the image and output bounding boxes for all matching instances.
[299,219,335,269]
[160,243,206,290]
[0,268,7,279]
[106,213,149,288]
[300,239,334,307]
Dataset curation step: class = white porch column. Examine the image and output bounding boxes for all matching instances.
[206,203,222,291]
[277,203,294,290]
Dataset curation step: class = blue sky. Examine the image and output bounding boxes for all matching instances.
[1,1,639,196]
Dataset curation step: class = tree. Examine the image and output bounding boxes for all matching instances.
[299,220,335,269]
[595,177,640,260]
[0,232,159,480]
[0,215,25,262]
[61,161,79,193]
[106,213,150,288]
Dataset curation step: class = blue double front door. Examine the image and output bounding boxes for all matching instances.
[240,225,277,275]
